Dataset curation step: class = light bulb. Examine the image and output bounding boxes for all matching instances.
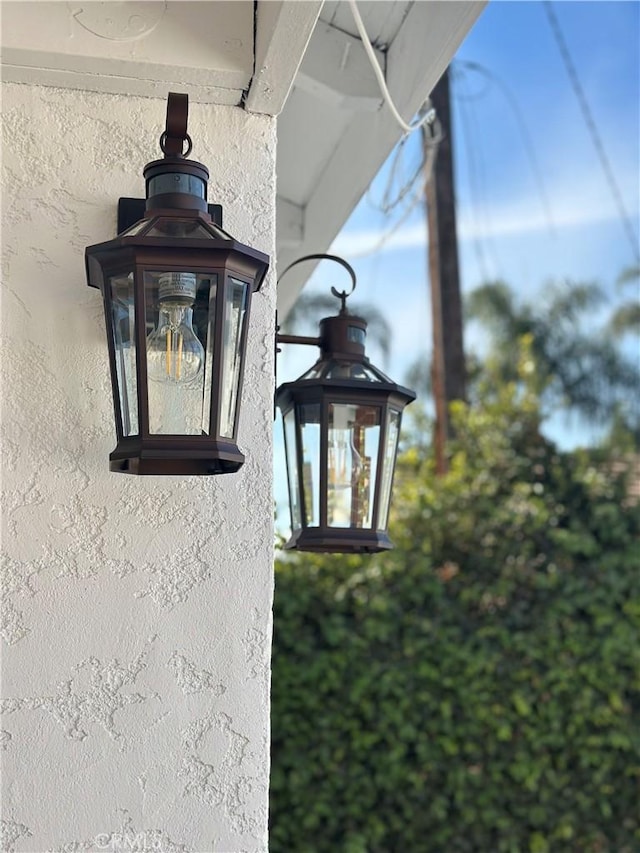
[327,421,371,527]
[146,273,204,384]
[328,431,363,526]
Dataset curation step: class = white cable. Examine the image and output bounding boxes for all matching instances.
[348,0,438,135]
[346,143,438,259]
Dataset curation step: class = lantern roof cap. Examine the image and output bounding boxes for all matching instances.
[275,365,416,412]
[299,356,390,383]
[85,208,270,292]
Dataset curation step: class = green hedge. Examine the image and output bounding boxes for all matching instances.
[271,380,640,852]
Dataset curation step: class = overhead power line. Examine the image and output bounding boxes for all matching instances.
[543,0,640,265]
[457,60,556,239]
[352,108,441,258]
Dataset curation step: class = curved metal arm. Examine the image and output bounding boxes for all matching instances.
[277,253,357,313]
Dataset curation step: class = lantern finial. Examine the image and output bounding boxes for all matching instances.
[330,284,352,315]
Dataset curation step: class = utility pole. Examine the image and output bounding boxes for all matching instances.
[424,67,466,475]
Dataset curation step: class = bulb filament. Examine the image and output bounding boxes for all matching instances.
[147,304,204,385]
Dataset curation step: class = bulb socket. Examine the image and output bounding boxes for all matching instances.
[158,272,197,302]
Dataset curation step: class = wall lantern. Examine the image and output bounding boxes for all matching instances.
[276,255,416,553]
[85,93,269,475]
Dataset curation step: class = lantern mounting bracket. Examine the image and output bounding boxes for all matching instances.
[275,252,359,350]
[160,91,191,158]
[275,253,368,361]
[275,332,321,348]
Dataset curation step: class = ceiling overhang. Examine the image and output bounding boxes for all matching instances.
[0,1,322,106]
[274,0,486,316]
[1,0,486,315]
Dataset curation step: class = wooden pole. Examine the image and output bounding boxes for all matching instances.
[424,67,466,474]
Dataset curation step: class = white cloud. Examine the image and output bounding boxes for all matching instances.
[331,171,639,257]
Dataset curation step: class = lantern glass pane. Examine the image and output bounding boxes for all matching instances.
[120,219,151,237]
[108,272,138,436]
[219,278,249,439]
[328,404,380,529]
[378,409,401,530]
[144,270,216,435]
[299,403,321,527]
[301,359,391,383]
[200,276,219,436]
[283,408,302,531]
[145,218,226,240]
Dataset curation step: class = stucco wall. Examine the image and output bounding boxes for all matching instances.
[0,83,275,853]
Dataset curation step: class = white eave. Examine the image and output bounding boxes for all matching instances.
[0,0,485,313]
[1,0,322,106]
[272,0,486,316]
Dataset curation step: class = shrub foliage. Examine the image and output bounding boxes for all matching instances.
[270,375,640,853]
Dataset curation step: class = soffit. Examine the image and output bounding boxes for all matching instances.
[0,0,321,105]
[275,0,487,316]
[320,0,411,46]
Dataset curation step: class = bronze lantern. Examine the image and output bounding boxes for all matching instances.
[276,255,416,553]
[85,93,269,475]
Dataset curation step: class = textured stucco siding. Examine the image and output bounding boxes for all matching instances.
[0,83,276,853]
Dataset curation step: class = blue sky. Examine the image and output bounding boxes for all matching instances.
[274,0,640,531]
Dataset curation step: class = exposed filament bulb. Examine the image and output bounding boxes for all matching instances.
[328,430,366,526]
[146,273,204,385]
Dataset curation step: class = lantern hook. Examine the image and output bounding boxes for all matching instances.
[275,253,360,349]
[277,253,357,314]
[159,92,193,158]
